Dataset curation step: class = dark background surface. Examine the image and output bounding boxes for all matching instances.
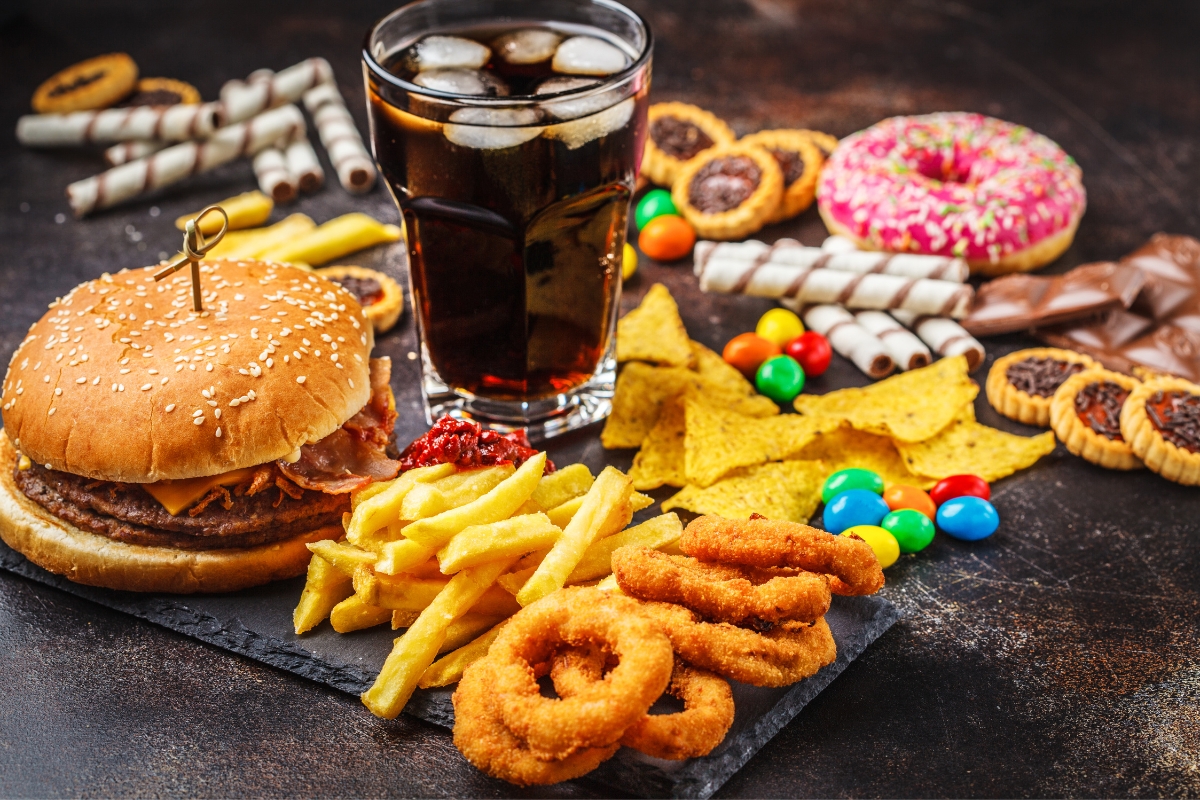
[1,0,1198,797]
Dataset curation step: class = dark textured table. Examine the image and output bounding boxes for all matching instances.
[2,1,1198,797]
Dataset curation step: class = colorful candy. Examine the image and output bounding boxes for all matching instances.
[635,188,679,230]
[638,214,695,261]
[755,355,805,403]
[821,468,884,503]
[755,308,804,348]
[882,484,937,518]
[881,508,935,553]
[823,489,890,535]
[784,331,832,377]
[936,496,1000,541]
[722,333,781,378]
[842,525,900,569]
[930,474,991,506]
[621,242,638,280]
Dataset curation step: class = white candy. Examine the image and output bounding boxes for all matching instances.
[444,108,542,150]
[493,29,562,64]
[413,68,509,96]
[415,35,491,70]
[544,98,634,149]
[552,36,629,76]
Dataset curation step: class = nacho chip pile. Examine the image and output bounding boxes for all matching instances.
[604,285,1057,522]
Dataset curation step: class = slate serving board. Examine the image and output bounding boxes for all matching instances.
[0,539,897,799]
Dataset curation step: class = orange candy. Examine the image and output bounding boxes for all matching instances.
[638,215,696,261]
[722,333,781,377]
[882,485,937,518]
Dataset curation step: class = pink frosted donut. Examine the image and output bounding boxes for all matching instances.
[817,112,1086,275]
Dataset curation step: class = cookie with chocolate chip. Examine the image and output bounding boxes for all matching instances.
[986,347,1096,427]
[671,143,783,241]
[642,102,735,187]
[1120,376,1200,485]
[1050,368,1142,470]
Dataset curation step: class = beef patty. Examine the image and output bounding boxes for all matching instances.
[15,463,348,550]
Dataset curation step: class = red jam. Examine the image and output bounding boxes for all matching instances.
[1074,381,1128,441]
[398,415,554,473]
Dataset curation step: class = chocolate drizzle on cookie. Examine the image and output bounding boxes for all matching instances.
[1146,389,1200,453]
[1006,356,1085,398]
[766,148,805,186]
[688,156,763,214]
[1074,381,1129,440]
[650,116,714,161]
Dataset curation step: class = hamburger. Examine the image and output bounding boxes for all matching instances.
[0,259,401,593]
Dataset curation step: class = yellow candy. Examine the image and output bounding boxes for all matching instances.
[755,308,803,347]
[622,242,638,280]
[842,525,900,569]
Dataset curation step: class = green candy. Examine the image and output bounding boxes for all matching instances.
[755,355,805,403]
[821,468,884,503]
[881,508,935,553]
[635,189,679,230]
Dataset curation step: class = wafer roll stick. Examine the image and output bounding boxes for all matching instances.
[854,310,932,371]
[694,238,969,283]
[219,58,334,125]
[784,302,895,378]
[104,139,167,166]
[285,134,325,193]
[821,235,860,254]
[303,82,377,193]
[16,103,222,147]
[891,310,986,373]
[66,105,305,217]
[253,144,298,203]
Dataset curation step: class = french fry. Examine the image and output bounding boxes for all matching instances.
[293,554,353,634]
[400,453,546,548]
[516,466,633,606]
[631,491,654,512]
[400,464,514,520]
[436,513,561,574]
[346,463,455,544]
[355,567,520,617]
[566,512,684,584]
[330,594,393,633]
[391,609,420,630]
[307,539,377,576]
[362,556,517,718]
[176,190,272,233]
[351,476,395,511]
[437,614,504,654]
[530,463,594,511]
[547,489,652,527]
[206,213,316,259]
[375,538,438,576]
[257,212,402,267]
[496,565,537,596]
[418,621,506,689]
[596,574,622,593]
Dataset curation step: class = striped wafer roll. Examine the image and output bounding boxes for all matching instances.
[285,134,325,193]
[694,238,969,283]
[820,235,860,254]
[104,139,167,167]
[854,311,932,371]
[66,104,305,217]
[784,302,895,378]
[303,82,377,194]
[16,103,221,147]
[219,58,334,125]
[891,311,986,373]
[253,143,298,203]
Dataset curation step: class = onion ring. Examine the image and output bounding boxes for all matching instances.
[486,587,675,760]
[612,545,832,624]
[680,515,884,595]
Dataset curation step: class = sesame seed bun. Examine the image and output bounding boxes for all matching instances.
[1,259,373,483]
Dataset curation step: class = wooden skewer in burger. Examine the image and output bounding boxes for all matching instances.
[0,207,402,593]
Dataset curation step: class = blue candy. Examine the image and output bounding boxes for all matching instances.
[936,496,1000,541]
[823,489,890,535]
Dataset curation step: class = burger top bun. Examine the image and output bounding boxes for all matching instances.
[1,259,374,483]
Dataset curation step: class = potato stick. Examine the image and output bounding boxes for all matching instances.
[400,464,514,520]
[293,554,353,634]
[392,609,420,630]
[547,489,651,527]
[176,190,272,233]
[514,499,542,516]
[375,539,438,576]
[596,574,623,593]
[346,463,455,544]
[404,557,447,580]
[257,212,402,267]
[207,214,317,260]
[418,621,506,689]
[437,514,561,574]
[566,512,684,584]
[351,476,394,510]
[307,539,377,576]
[362,556,517,718]
[353,567,449,609]
[516,467,633,606]
[631,491,654,512]
[437,614,505,654]
[497,565,537,596]
[330,594,392,633]
[530,463,594,511]
[400,453,546,548]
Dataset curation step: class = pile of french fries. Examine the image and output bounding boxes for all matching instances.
[292,454,684,719]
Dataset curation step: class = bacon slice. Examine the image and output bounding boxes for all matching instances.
[343,357,397,449]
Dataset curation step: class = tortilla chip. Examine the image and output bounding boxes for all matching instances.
[793,355,977,443]
[791,424,934,489]
[897,413,1057,482]
[663,460,828,523]
[629,395,687,490]
[616,283,695,367]
[684,395,842,487]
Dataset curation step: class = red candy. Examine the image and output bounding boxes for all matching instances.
[930,474,990,506]
[399,415,553,473]
[723,333,781,378]
[784,331,832,377]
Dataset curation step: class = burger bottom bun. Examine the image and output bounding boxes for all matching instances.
[0,431,334,594]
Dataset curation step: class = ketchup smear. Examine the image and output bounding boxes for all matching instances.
[398,415,555,473]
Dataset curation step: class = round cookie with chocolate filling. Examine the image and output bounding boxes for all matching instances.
[1120,376,1200,485]
[117,77,201,107]
[32,53,138,113]
[739,130,824,222]
[1050,369,1142,470]
[318,265,404,334]
[987,347,1097,427]
[642,102,735,187]
[671,143,784,241]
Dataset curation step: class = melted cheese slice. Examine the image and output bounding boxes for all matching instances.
[143,467,257,516]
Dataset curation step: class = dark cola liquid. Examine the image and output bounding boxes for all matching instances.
[369,23,647,400]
